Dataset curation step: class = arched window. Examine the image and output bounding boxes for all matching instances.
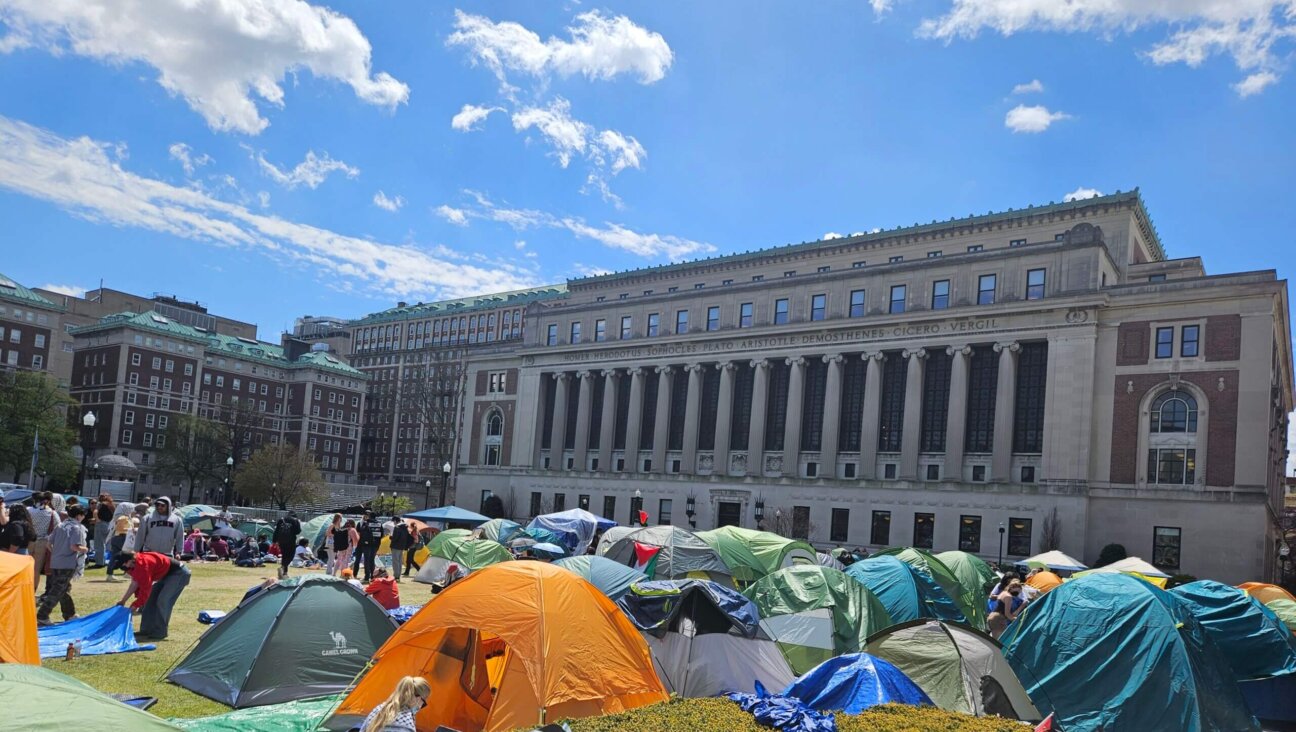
[483,408,504,466]
[1146,388,1202,486]
[1150,390,1197,433]
[487,412,503,436]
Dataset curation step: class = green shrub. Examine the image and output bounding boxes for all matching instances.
[1097,543,1127,567]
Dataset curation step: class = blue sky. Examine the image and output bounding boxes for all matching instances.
[0,1,1293,339]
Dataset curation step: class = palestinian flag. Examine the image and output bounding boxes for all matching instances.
[632,542,661,577]
[1034,713,1056,732]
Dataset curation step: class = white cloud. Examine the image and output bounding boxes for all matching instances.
[910,1,1294,95]
[372,190,404,212]
[168,143,211,175]
[255,149,359,189]
[38,283,86,297]
[514,240,527,250]
[572,263,614,278]
[509,98,646,203]
[436,205,469,226]
[1004,104,1069,133]
[447,9,673,85]
[1012,79,1045,94]
[870,1,896,13]
[451,103,503,132]
[596,129,646,174]
[0,116,536,298]
[1063,186,1103,202]
[511,98,590,168]
[0,0,409,134]
[1234,70,1279,97]
[823,232,844,240]
[256,191,270,208]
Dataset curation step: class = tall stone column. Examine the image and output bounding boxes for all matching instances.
[548,372,570,471]
[681,364,705,473]
[571,370,593,471]
[782,356,807,477]
[624,367,645,472]
[944,345,971,481]
[899,348,927,480]
[713,362,736,475]
[651,365,674,473]
[597,369,618,472]
[532,372,550,468]
[992,341,1021,482]
[747,359,769,476]
[819,354,844,479]
[859,352,885,479]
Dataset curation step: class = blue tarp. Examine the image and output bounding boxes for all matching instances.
[38,606,155,659]
[387,605,423,624]
[1171,580,1296,681]
[618,579,762,636]
[844,556,966,626]
[527,508,602,554]
[784,653,932,714]
[727,682,837,732]
[404,506,490,525]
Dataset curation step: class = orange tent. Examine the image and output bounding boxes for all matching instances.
[1026,570,1063,594]
[1238,582,1296,606]
[328,561,666,732]
[0,552,39,664]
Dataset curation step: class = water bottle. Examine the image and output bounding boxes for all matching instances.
[65,642,75,662]
[74,639,83,658]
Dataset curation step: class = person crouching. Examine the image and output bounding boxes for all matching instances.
[114,551,191,640]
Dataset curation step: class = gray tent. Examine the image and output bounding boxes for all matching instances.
[602,525,731,582]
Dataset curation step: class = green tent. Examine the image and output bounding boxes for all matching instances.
[878,547,986,631]
[696,526,817,584]
[844,556,967,626]
[935,550,997,597]
[1267,598,1296,635]
[743,564,894,674]
[174,695,340,732]
[1,664,182,731]
[414,528,512,584]
[476,518,524,544]
[235,520,274,539]
[299,514,336,551]
[168,575,398,708]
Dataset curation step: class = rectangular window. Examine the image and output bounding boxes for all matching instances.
[871,510,891,545]
[1026,268,1046,299]
[1148,274,1167,283]
[1148,448,1197,485]
[931,280,950,310]
[130,353,141,366]
[553,493,566,512]
[739,303,753,328]
[926,464,940,480]
[647,313,660,336]
[122,430,132,444]
[570,321,581,344]
[792,506,811,540]
[164,359,174,372]
[658,499,673,526]
[972,464,986,481]
[913,513,935,549]
[927,250,942,258]
[853,261,866,268]
[889,285,907,314]
[184,363,193,376]
[849,289,866,317]
[707,306,720,331]
[675,309,689,334]
[784,270,796,278]
[124,411,135,425]
[883,463,897,479]
[32,355,43,369]
[1008,517,1033,556]
[967,244,984,253]
[1153,526,1182,570]
[1021,465,1036,483]
[594,319,606,342]
[546,324,558,346]
[143,432,154,447]
[603,495,616,519]
[620,316,632,339]
[1010,238,1026,247]
[977,274,997,305]
[772,298,789,325]
[1155,327,1174,358]
[152,357,161,369]
[1181,325,1200,357]
[810,294,826,321]
[722,279,733,285]
[752,275,764,282]
[959,515,982,552]
[830,508,849,543]
[530,492,542,517]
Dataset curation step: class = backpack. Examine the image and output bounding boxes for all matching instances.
[273,519,295,545]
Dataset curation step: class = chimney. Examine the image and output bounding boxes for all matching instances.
[281,334,311,362]
[397,301,407,308]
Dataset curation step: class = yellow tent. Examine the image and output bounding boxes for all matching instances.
[1238,582,1296,606]
[328,561,666,732]
[0,552,39,664]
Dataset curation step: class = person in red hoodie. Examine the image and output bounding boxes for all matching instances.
[113,551,191,640]
[364,567,400,610]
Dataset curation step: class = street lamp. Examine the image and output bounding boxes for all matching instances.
[424,479,433,510]
[685,495,696,529]
[440,461,451,508]
[755,499,765,531]
[775,508,783,534]
[631,488,643,526]
[77,411,97,496]
[224,456,234,506]
[998,522,1006,568]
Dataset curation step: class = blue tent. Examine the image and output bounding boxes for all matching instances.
[403,506,489,525]
[618,579,762,636]
[476,518,524,544]
[39,606,155,658]
[527,508,602,554]
[1171,579,1296,681]
[553,555,646,600]
[844,556,966,626]
[1001,573,1259,732]
[784,652,932,714]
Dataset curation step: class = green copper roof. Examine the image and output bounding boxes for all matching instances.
[570,189,1163,286]
[0,272,61,310]
[353,284,568,325]
[70,310,364,378]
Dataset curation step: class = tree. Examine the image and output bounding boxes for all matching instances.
[1097,543,1128,567]
[482,494,506,519]
[154,414,224,504]
[0,371,78,485]
[234,445,325,510]
[1040,508,1063,552]
[370,493,414,516]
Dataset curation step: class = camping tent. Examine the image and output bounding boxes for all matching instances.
[168,575,398,708]
[1015,550,1087,574]
[817,552,846,570]
[743,564,894,674]
[526,508,603,554]
[1268,599,1296,635]
[696,526,817,584]
[876,548,985,631]
[783,653,932,714]
[596,525,638,555]
[3,664,183,730]
[553,556,646,600]
[1171,580,1296,681]
[1025,571,1063,594]
[299,514,335,551]
[1001,573,1259,732]
[176,504,218,527]
[1238,582,1296,606]
[935,551,997,596]
[414,529,512,585]
[844,556,967,626]
[476,518,524,544]
[618,579,796,697]
[1076,555,1170,579]
[325,561,667,732]
[602,525,731,582]
[0,551,38,664]
[404,505,490,525]
[864,620,1041,720]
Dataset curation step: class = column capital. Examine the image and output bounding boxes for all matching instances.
[750,358,769,370]
[946,344,973,358]
[785,356,807,368]
[993,341,1022,354]
[902,347,928,360]
[552,371,571,382]
[685,363,706,374]
[627,366,645,377]
[655,364,675,375]
[822,353,845,366]
[576,370,593,380]
[861,351,886,362]
[717,361,737,373]
[600,368,620,378]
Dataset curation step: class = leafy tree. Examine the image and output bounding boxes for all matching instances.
[234,444,325,510]
[1097,543,1128,567]
[370,493,415,516]
[154,414,224,504]
[0,371,78,485]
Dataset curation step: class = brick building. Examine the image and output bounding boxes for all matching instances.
[0,272,62,376]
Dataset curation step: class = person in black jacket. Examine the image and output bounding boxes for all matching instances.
[272,510,301,579]
[388,517,412,582]
[353,510,383,582]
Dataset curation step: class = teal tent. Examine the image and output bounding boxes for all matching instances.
[1171,580,1296,681]
[844,556,966,626]
[476,518,524,544]
[168,575,398,708]
[299,514,336,551]
[553,555,646,600]
[876,547,986,631]
[1002,573,1259,732]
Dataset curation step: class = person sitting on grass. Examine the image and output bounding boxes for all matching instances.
[114,550,191,640]
[360,675,429,732]
[340,567,364,589]
[292,538,323,568]
[235,538,265,567]
[364,568,401,610]
[209,535,231,561]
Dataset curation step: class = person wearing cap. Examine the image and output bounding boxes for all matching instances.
[272,510,302,579]
[134,497,184,558]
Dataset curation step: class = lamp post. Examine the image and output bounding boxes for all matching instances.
[224,456,234,506]
[77,411,97,496]
[424,479,432,510]
[998,522,1006,568]
[775,508,783,535]
[440,461,451,508]
[685,495,696,529]
[755,499,765,531]
[631,488,643,526]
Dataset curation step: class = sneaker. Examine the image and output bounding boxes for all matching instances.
[104,575,120,583]
[37,618,53,627]
[63,615,79,623]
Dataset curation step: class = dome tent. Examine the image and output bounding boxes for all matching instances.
[475,518,524,544]
[414,528,512,585]
[1026,570,1064,594]
[553,555,646,601]
[863,620,1040,721]
[602,525,731,582]
[526,508,604,554]
[3,664,181,731]
[845,556,967,626]
[168,575,398,708]
[0,551,38,664]
[784,652,932,714]
[934,550,997,598]
[696,526,817,584]
[877,547,986,630]
[1171,580,1296,681]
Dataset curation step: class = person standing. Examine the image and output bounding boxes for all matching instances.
[28,492,60,592]
[36,504,88,626]
[388,517,411,582]
[134,497,184,558]
[404,526,424,576]
[354,511,383,582]
[325,514,346,575]
[93,494,115,568]
[115,551,191,640]
[273,511,302,579]
[0,504,36,554]
[215,504,233,529]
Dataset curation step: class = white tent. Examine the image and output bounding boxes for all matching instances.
[645,627,795,698]
[596,526,637,556]
[1086,556,1171,578]
[1015,550,1087,573]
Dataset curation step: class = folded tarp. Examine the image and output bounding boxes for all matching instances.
[38,606,155,659]
[173,695,341,732]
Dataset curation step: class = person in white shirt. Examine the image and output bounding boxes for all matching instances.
[214,505,233,530]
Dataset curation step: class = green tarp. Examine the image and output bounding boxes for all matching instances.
[743,564,894,674]
[877,547,986,631]
[696,526,816,584]
[845,556,967,627]
[1171,580,1296,681]
[174,695,340,732]
[1267,598,1296,634]
[1001,573,1259,732]
[1,664,182,731]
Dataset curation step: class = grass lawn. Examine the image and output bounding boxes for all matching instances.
[52,561,337,719]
